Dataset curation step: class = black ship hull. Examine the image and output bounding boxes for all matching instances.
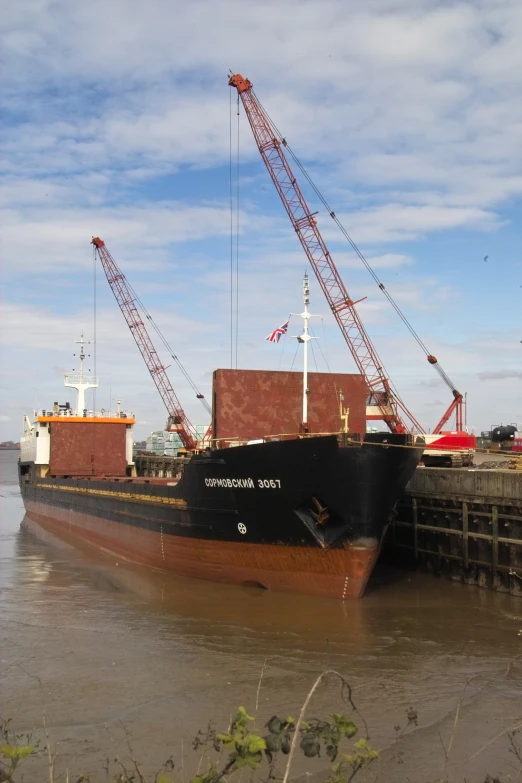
[19,434,422,599]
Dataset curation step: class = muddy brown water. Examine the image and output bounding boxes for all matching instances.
[1,450,521,782]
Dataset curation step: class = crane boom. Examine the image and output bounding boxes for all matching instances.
[433,390,463,433]
[91,238,197,451]
[229,74,423,434]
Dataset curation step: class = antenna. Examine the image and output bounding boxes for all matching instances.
[64,334,98,414]
[290,271,321,429]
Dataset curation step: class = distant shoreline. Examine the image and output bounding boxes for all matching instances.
[0,447,20,451]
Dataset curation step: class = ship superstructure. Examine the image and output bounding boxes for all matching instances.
[20,335,135,479]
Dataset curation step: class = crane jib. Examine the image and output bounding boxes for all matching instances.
[91,238,199,451]
[229,74,414,435]
[228,73,467,438]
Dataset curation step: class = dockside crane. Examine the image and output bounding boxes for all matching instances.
[91,237,205,451]
[229,73,464,436]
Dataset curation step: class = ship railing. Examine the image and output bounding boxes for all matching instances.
[210,432,340,449]
[208,431,427,452]
[36,409,134,420]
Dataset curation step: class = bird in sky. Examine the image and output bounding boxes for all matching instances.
[484,255,489,262]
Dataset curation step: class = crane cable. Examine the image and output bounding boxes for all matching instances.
[235,93,240,369]
[135,292,212,415]
[92,241,97,413]
[229,90,242,370]
[251,90,459,396]
[249,91,418,426]
[229,86,234,369]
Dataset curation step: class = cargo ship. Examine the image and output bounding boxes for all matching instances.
[18,278,423,600]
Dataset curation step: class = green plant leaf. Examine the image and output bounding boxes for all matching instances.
[266,716,283,735]
[236,707,254,724]
[265,734,282,753]
[330,714,357,739]
[216,732,236,750]
[246,752,263,769]
[190,763,219,783]
[233,730,246,746]
[0,744,34,760]
[326,744,338,762]
[300,737,320,758]
[351,738,379,764]
[233,751,263,770]
[245,735,266,754]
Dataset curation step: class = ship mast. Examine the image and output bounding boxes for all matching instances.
[291,272,319,430]
[64,334,98,415]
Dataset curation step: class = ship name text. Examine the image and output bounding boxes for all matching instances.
[204,478,281,489]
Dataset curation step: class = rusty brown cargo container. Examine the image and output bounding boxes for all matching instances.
[49,421,128,477]
[212,369,368,441]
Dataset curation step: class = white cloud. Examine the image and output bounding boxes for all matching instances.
[332,203,502,243]
[1,0,521,442]
[2,1,522,215]
[1,268,520,442]
[0,201,273,274]
[478,370,522,380]
[336,252,414,270]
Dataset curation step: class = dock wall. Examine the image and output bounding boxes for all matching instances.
[386,468,522,595]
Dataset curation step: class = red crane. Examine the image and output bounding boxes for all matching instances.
[91,237,198,451]
[433,388,463,433]
[229,73,464,436]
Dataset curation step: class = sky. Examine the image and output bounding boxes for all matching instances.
[1,0,521,442]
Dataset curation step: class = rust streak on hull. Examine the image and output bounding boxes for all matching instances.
[24,500,380,600]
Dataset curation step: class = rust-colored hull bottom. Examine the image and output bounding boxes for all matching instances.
[23,500,381,600]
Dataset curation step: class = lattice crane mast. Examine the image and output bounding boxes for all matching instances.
[91,237,198,451]
[229,73,465,436]
[229,74,422,434]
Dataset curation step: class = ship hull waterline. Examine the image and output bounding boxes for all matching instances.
[22,502,382,599]
[19,434,423,600]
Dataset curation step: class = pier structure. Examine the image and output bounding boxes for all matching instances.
[387,467,522,595]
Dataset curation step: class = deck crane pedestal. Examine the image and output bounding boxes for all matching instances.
[229,73,474,465]
[91,237,204,452]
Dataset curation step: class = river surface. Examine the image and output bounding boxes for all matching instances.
[1,449,521,783]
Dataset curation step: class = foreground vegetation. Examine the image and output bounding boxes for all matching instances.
[1,670,520,783]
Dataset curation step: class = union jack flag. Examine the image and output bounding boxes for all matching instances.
[265,320,289,344]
